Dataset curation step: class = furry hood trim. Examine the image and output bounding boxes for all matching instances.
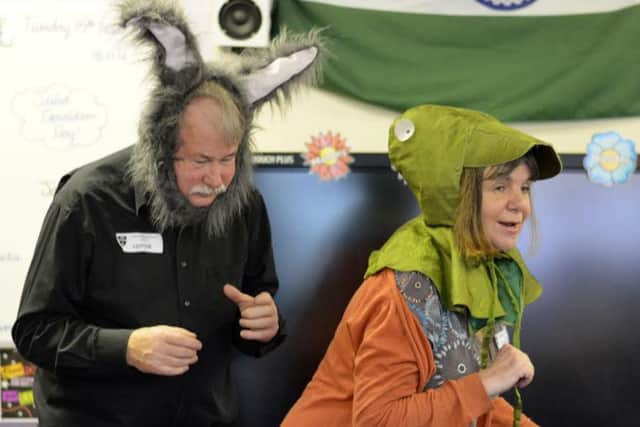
[118,0,324,236]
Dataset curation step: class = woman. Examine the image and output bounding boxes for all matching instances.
[282,105,562,427]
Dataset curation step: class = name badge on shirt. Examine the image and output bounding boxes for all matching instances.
[493,323,510,349]
[115,233,163,254]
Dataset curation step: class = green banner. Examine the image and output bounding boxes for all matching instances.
[275,1,640,121]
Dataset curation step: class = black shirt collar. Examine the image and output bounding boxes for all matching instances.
[132,179,150,216]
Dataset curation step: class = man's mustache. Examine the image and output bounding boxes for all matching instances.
[190,184,227,196]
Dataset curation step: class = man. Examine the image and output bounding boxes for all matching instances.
[11,1,322,426]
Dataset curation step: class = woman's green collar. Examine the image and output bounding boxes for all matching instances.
[365,217,542,319]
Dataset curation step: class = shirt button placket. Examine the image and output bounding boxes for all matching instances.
[175,225,194,318]
[180,260,190,308]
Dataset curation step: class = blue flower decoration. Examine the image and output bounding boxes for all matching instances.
[583,131,637,186]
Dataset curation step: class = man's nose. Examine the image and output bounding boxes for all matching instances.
[203,164,223,186]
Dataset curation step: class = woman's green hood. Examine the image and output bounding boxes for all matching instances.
[388,104,561,226]
[366,104,562,318]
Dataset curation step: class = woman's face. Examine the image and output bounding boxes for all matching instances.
[481,163,532,252]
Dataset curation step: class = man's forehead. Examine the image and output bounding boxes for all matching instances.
[176,140,239,156]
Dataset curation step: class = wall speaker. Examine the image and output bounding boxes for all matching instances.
[212,0,273,48]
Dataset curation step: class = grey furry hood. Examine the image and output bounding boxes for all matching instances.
[117,0,323,236]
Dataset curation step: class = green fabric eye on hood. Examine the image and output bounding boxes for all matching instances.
[389,104,562,226]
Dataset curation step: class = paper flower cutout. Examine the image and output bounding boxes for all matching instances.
[583,131,636,186]
[302,131,354,181]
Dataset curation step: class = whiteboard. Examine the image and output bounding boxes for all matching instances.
[0,0,149,345]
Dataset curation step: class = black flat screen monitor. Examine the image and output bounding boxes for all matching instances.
[231,164,640,427]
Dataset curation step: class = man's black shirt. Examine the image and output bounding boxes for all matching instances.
[12,147,283,427]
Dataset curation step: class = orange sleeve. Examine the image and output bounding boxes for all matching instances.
[349,271,494,427]
[486,397,540,427]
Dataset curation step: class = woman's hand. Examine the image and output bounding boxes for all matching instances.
[478,344,534,397]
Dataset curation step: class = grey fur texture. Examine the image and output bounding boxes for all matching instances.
[118,0,324,237]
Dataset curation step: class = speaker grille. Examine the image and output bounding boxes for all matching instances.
[218,0,262,40]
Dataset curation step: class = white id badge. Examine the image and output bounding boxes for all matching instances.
[116,233,163,254]
[493,324,510,349]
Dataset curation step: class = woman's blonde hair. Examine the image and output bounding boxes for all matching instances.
[454,152,539,260]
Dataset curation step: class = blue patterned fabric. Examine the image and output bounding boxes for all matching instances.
[394,270,482,390]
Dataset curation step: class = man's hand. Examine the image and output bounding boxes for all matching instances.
[478,344,534,397]
[223,284,279,343]
[126,325,202,376]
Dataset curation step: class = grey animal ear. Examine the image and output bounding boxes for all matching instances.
[236,28,324,110]
[242,45,319,107]
[118,0,203,86]
[125,17,198,72]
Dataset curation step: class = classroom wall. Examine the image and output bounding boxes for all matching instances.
[253,87,640,155]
